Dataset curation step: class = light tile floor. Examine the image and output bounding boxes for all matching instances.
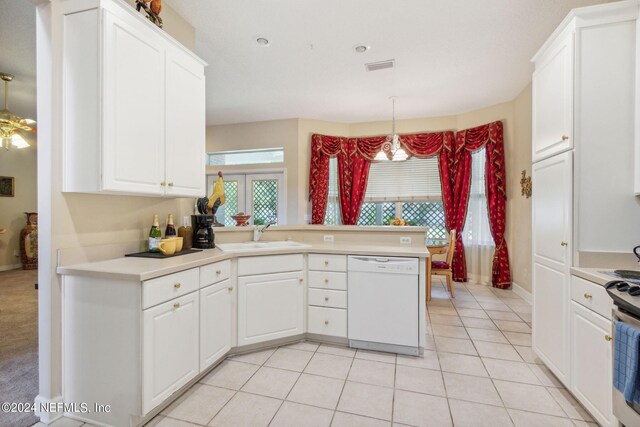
[36,278,599,427]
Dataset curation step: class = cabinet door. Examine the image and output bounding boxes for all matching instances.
[532,152,572,386]
[165,46,206,197]
[238,271,304,346]
[102,9,165,195]
[143,292,199,415]
[532,30,574,162]
[570,302,614,427]
[200,280,232,372]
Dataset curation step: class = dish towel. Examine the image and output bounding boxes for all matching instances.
[613,320,640,404]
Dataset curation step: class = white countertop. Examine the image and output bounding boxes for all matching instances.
[570,267,625,286]
[57,242,430,281]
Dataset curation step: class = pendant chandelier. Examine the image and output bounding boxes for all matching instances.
[0,73,35,151]
[374,96,407,162]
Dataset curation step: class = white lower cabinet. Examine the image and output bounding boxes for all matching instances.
[142,291,199,415]
[308,254,348,338]
[200,279,232,372]
[570,301,613,427]
[238,271,304,345]
[308,306,347,337]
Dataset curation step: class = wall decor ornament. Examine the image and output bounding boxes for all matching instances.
[0,176,14,197]
[135,0,163,28]
[520,170,532,198]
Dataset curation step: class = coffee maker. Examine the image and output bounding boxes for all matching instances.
[191,214,215,249]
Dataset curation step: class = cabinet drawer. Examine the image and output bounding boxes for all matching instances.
[309,254,347,272]
[143,268,199,309]
[571,275,613,319]
[200,260,231,287]
[308,271,347,291]
[308,306,347,337]
[309,288,347,309]
[238,254,303,276]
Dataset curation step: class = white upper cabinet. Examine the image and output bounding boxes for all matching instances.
[62,0,206,197]
[165,45,206,197]
[532,27,574,162]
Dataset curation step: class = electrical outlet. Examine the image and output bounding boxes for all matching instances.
[13,249,19,258]
[400,236,412,244]
[324,235,334,242]
[304,214,311,222]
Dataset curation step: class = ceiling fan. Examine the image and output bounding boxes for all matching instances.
[0,72,36,150]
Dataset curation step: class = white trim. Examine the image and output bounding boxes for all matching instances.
[34,394,64,424]
[512,282,533,305]
[0,263,23,272]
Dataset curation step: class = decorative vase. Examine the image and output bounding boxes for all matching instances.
[20,212,38,270]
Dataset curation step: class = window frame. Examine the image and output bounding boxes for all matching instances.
[206,168,287,226]
[206,147,285,166]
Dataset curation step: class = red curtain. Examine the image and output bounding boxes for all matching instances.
[309,135,345,224]
[338,140,371,225]
[455,121,511,288]
[308,122,510,288]
[440,131,472,282]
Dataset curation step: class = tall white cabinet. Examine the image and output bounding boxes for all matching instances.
[531,2,639,425]
[61,0,206,197]
[532,152,572,384]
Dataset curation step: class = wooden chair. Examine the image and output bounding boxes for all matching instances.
[426,230,456,300]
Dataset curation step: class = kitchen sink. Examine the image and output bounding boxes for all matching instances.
[216,241,310,252]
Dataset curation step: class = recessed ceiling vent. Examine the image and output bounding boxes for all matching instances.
[365,60,395,72]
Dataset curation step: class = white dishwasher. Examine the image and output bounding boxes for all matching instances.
[347,256,420,356]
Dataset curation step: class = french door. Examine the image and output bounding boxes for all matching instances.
[207,172,285,226]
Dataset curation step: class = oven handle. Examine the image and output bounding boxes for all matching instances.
[613,308,640,329]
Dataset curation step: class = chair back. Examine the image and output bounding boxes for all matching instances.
[446,229,456,266]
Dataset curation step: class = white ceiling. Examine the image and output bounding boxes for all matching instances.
[0,0,613,129]
[0,0,36,122]
[165,0,611,125]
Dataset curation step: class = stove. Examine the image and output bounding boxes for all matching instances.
[605,280,640,317]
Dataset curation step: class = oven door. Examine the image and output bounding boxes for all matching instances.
[612,308,640,426]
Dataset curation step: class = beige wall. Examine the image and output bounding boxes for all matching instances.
[510,85,533,292]
[206,119,300,223]
[0,147,37,269]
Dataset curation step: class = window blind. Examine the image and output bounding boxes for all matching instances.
[364,157,442,202]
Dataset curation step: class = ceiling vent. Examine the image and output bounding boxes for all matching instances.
[365,60,395,72]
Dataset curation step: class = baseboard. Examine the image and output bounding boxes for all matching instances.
[34,394,64,424]
[0,263,22,272]
[512,282,532,305]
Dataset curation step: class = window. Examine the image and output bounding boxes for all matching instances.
[207,172,286,226]
[323,157,447,238]
[463,147,494,246]
[207,148,284,166]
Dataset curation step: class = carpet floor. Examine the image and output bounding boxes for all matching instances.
[0,269,39,427]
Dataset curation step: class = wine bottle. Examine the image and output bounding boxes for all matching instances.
[149,214,162,252]
[178,216,193,250]
[165,214,177,237]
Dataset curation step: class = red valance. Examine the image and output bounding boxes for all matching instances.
[308,121,510,288]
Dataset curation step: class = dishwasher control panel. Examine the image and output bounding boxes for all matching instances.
[348,256,419,275]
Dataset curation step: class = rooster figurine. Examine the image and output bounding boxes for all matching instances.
[135,0,163,28]
[196,171,226,226]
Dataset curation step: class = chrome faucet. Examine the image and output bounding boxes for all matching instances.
[253,219,277,242]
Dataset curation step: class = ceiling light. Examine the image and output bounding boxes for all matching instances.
[0,73,35,151]
[375,97,407,162]
[256,37,270,47]
[354,45,370,53]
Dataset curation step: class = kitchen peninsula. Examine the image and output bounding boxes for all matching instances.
[58,225,430,427]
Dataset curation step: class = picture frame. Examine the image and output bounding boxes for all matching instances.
[0,176,15,197]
